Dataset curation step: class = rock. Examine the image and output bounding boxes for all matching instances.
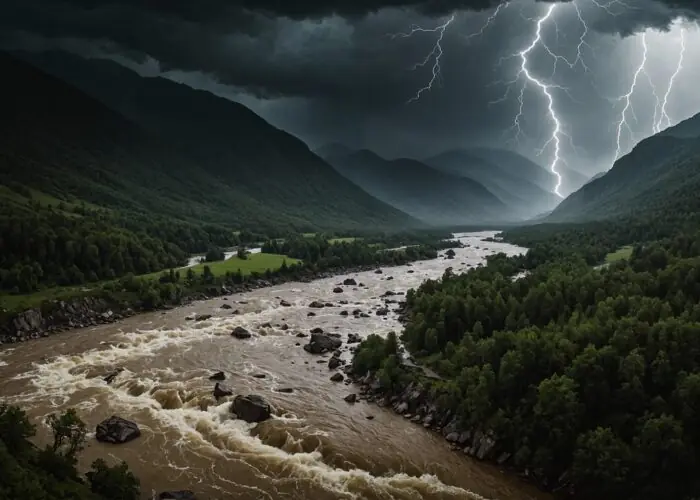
[328,357,342,370]
[280,324,289,331]
[296,332,308,338]
[208,371,226,381]
[194,314,212,322]
[446,432,460,443]
[103,368,124,384]
[347,333,361,344]
[231,310,241,315]
[307,312,316,317]
[158,491,197,500]
[386,276,394,281]
[276,387,294,393]
[309,301,325,308]
[376,308,389,316]
[95,416,141,444]
[253,373,266,379]
[374,269,383,274]
[445,249,456,258]
[325,302,334,307]
[344,394,357,403]
[343,278,357,286]
[365,415,374,420]
[260,322,272,329]
[231,327,252,339]
[231,395,272,423]
[352,309,362,316]
[280,300,292,307]
[310,327,324,334]
[330,373,344,382]
[340,310,349,316]
[360,313,370,318]
[213,383,233,399]
[303,333,342,354]
[383,291,396,297]
[407,270,415,273]
[221,304,232,310]
[333,287,344,293]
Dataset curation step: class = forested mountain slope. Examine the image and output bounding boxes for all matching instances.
[321,148,511,225]
[12,50,417,231]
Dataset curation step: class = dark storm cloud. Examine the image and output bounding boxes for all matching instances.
[2,0,699,179]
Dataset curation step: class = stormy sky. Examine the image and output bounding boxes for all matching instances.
[2,0,700,179]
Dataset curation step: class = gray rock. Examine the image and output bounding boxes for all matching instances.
[280,300,292,307]
[309,301,325,308]
[344,394,357,403]
[221,304,232,310]
[96,416,141,444]
[343,278,357,286]
[194,314,212,322]
[330,373,344,382]
[303,333,342,354]
[231,327,252,339]
[333,287,344,293]
[231,394,272,423]
[213,383,233,399]
[208,371,226,381]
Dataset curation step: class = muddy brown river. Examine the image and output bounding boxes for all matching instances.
[0,232,549,500]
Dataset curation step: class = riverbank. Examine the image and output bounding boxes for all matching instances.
[0,257,441,345]
[346,368,567,496]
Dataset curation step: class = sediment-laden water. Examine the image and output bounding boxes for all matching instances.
[0,232,549,500]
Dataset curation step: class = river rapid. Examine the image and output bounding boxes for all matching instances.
[0,232,549,500]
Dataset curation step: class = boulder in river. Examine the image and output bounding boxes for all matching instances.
[330,373,344,382]
[221,304,232,310]
[276,387,294,394]
[333,287,344,294]
[310,327,324,334]
[347,333,361,344]
[103,367,124,384]
[231,394,272,423]
[158,491,197,500]
[96,416,141,444]
[376,308,389,316]
[231,327,252,339]
[208,371,226,381]
[328,357,342,370]
[194,314,212,322]
[280,300,292,307]
[213,383,233,399]
[343,278,357,286]
[344,394,357,404]
[309,301,325,308]
[374,269,383,274]
[303,333,342,354]
[340,310,349,316]
[307,312,316,317]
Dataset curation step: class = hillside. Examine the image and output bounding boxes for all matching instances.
[320,149,511,225]
[11,50,417,231]
[547,123,700,223]
[464,147,555,192]
[423,149,561,218]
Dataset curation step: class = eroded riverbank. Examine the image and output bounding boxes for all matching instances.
[0,232,549,500]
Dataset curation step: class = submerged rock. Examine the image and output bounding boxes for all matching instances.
[103,367,124,384]
[213,383,233,399]
[208,371,226,381]
[158,491,197,500]
[194,314,212,322]
[231,394,272,423]
[96,416,141,444]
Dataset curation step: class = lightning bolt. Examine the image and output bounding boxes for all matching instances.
[655,27,685,133]
[463,1,510,43]
[492,4,566,197]
[390,14,456,103]
[612,33,648,168]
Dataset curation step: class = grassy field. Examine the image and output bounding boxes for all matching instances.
[0,253,300,313]
[143,252,300,280]
[605,245,634,263]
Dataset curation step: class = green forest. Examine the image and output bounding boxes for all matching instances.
[353,222,700,500]
[0,405,140,500]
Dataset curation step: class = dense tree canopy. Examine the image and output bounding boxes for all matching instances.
[355,227,700,499]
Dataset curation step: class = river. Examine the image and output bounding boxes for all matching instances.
[0,231,549,500]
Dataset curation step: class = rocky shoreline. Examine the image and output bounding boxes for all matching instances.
[0,260,431,346]
[345,366,570,496]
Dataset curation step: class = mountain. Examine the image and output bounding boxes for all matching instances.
[547,115,700,223]
[320,148,511,225]
[423,149,561,218]
[464,147,556,192]
[558,166,590,196]
[659,112,700,139]
[9,50,417,231]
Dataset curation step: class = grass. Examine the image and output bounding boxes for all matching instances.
[0,253,300,313]
[605,245,634,263]
[145,252,300,279]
